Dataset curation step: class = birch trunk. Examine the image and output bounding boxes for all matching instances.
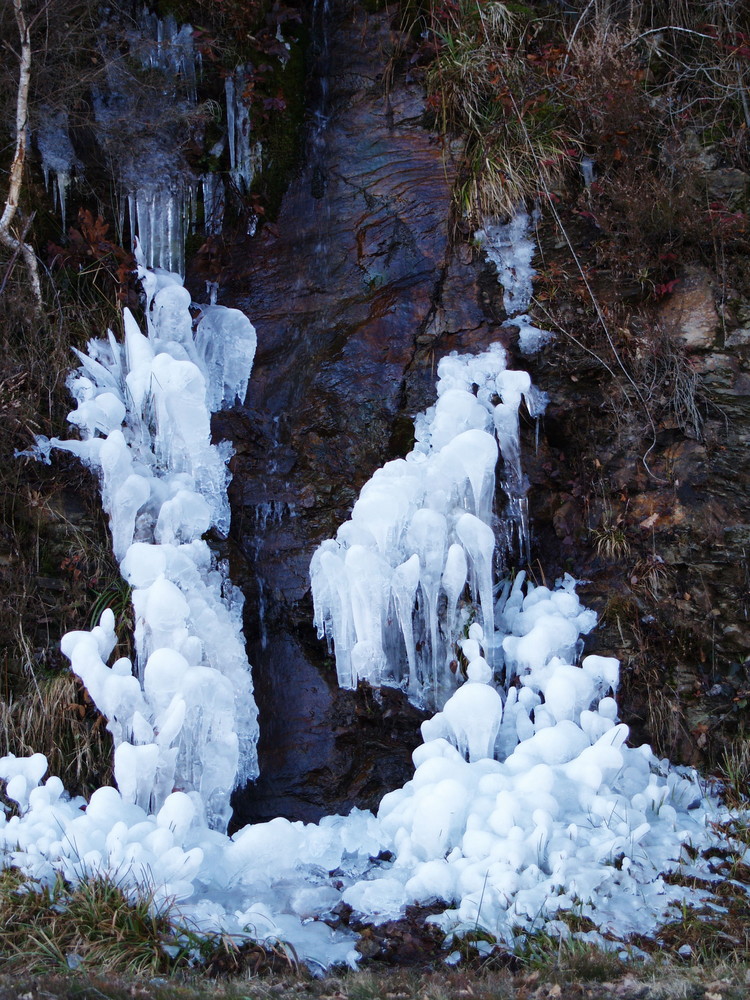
[0,0,42,307]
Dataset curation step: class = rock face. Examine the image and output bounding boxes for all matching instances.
[517,223,750,766]
[658,266,719,351]
[208,1,504,824]
[193,0,750,821]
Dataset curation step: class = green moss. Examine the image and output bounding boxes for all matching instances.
[247,30,309,220]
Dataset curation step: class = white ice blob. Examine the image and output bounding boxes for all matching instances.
[310,344,546,710]
[45,261,258,831]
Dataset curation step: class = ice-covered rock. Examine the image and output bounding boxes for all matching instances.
[311,343,546,710]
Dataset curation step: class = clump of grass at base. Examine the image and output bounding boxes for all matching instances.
[0,869,183,976]
[651,895,750,964]
[0,672,113,797]
[591,521,630,562]
[0,867,301,981]
[512,927,629,983]
[719,740,750,809]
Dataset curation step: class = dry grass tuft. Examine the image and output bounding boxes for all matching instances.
[0,869,180,976]
[0,671,113,796]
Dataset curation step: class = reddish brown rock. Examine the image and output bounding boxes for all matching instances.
[658,266,719,351]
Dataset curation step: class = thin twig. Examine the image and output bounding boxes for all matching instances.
[623,25,717,49]
[502,86,667,483]
[562,0,597,74]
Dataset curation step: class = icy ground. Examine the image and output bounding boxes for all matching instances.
[0,596,740,969]
[3,230,747,972]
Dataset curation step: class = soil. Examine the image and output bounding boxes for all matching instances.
[0,962,746,1000]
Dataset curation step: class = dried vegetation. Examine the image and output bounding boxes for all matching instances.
[395,0,750,773]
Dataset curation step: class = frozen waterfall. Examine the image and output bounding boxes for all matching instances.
[39,7,260,273]
[1,206,743,969]
[34,257,258,832]
[310,343,548,711]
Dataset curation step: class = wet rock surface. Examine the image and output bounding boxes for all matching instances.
[199,0,750,821]
[210,1,505,823]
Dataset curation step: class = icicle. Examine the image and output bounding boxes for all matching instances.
[127,181,198,277]
[225,76,236,173]
[225,68,260,193]
[36,109,81,228]
[581,156,595,189]
[310,344,544,710]
[47,263,258,830]
[91,8,204,274]
[476,209,538,316]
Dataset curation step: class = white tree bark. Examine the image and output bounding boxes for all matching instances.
[0,0,42,307]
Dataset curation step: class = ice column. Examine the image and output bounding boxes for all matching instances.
[43,263,258,831]
[310,343,546,711]
[475,208,555,356]
[226,70,262,194]
[130,10,199,102]
[36,109,82,228]
[126,182,198,275]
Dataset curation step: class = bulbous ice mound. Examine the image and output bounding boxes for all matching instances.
[0,573,732,968]
[8,308,736,967]
[310,343,548,711]
[334,582,724,949]
[43,265,258,832]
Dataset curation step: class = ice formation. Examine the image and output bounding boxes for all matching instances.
[225,70,263,195]
[34,6,268,273]
[475,208,555,355]
[89,10,203,273]
[87,9,263,273]
[35,256,258,831]
[36,109,82,228]
[310,343,547,710]
[311,211,563,711]
[0,577,738,968]
[3,214,745,968]
[128,9,199,102]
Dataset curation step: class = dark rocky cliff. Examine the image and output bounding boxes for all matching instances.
[200,1,750,821]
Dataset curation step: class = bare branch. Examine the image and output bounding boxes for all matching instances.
[623,25,718,49]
